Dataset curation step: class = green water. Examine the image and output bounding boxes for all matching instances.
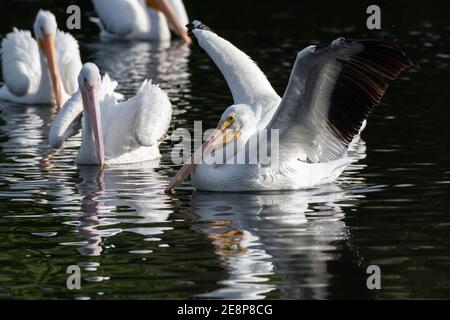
[0,0,449,299]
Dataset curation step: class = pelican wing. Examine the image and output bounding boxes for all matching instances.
[49,73,122,149]
[1,28,40,96]
[268,38,413,163]
[100,80,171,148]
[55,30,82,95]
[134,80,172,146]
[99,73,124,101]
[48,91,83,149]
[187,21,279,105]
[91,0,144,36]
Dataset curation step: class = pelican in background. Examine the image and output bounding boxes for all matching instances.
[0,10,82,110]
[49,63,172,166]
[166,21,414,193]
[91,0,191,44]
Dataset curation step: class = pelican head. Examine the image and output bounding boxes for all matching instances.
[216,104,256,143]
[33,10,63,110]
[78,63,105,167]
[165,104,256,193]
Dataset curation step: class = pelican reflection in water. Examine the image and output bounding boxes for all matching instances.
[190,141,371,299]
[73,162,173,257]
[191,186,370,299]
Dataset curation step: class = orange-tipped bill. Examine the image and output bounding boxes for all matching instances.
[39,34,63,110]
[147,0,191,44]
[82,86,105,168]
[165,128,227,194]
[164,130,225,193]
[165,115,239,194]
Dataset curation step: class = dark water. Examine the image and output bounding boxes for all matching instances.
[0,0,449,299]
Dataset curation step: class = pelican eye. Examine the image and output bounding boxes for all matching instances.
[221,114,237,130]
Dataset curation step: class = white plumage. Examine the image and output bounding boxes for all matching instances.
[1,28,41,98]
[0,10,82,108]
[91,0,190,43]
[48,91,83,149]
[166,21,413,193]
[55,31,82,95]
[49,63,172,166]
[90,78,171,165]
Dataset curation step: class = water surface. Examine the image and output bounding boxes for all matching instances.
[0,0,449,299]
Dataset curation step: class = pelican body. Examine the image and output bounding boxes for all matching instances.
[49,63,172,166]
[0,10,82,110]
[91,0,191,43]
[166,21,414,193]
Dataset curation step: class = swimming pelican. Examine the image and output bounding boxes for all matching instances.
[91,0,191,44]
[49,63,172,166]
[0,10,82,110]
[165,21,414,193]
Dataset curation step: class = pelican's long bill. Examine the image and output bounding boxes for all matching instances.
[82,86,105,167]
[147,0,191,44]
[165,118,237,194]
[39,34,63,110]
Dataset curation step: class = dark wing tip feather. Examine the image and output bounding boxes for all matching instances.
[186,20,214,46]
[327,39,414,146]
[352,39,416,72]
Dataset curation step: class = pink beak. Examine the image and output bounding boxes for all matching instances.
[39,34,63,110]
[83,86,105,167]
[165,128,226,194]
[147,0,191,44]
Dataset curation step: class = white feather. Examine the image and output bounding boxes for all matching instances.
[91,0,154,40]
[0,15,82,106]
[48,91,83,149]
[192,24,279,106]
[135,80,172,146]
[55,30,82,95]
[64,72,173,165]
[1,28,40,96]
[268,38,411,163]
[49,72,123,150]
[98,78,172,162]
[91,0,188,41]
[186,25,411,192]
